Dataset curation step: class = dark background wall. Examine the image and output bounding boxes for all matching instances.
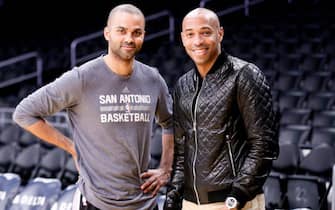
[1,0,334,44]
[0,0,334,62]
[0,0,198,42]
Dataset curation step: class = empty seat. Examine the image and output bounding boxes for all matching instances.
[0,124,21,146]
[299,143,335,179]
[286,174,327,210]
[280,108,312,125]
[18,131,39,148]
[0,173,21,210]
[0,144,19,173]
[263,175,286,210]
[8,144,42,185]
[51,184,77,210]
[301,23,322,41]
[8,177,61,210]
[326,76,335,91]
[300,53,326,72]
[298,39,323,56]
[298,71,330,92]
[312,110,335,127]
[275,38,299,56]
[275,54,301,72]
[273,71,303,91]
[304,91,335,111]
[230,38,253,55]
[59,156,78,188]
[272,143,300,174]
[257,24,275,39]
[279,124,311,145]
[254,53,276,71]
[309,127,335,147]
[275,23,298,42]
[32,147,68,179]
[278,90,307,111]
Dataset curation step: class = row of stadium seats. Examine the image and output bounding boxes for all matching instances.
[0,174,76,210]
[0,0,334,209]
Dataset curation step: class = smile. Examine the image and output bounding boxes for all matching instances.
[192,48,208,55]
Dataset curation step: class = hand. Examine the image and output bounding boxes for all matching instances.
[140,168,170,196]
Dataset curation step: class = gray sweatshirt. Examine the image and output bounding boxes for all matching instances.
[13,56,173,210]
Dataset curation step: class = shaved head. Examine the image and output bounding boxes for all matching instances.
[182,8,220,30]
[180,7,224,76]
[103,4,145,64]
[107,4,145,27]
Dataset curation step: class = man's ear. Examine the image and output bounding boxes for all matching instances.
[180,32,186,47]
[219,27,224,42]
[103,27,110,41]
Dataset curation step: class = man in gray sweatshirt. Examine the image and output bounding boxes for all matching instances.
[12,4,174,210]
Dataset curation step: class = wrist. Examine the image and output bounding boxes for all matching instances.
[225,196,240,210]
[159,166,172,176]
[229,187,248,208]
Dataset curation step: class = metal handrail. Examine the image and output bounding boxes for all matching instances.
[144,10,175,43]
[70,10,175,68]
[200,0,265,16]
[0,51,43,88]
[70,31,105,68]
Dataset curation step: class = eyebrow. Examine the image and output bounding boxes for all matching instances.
[113,26,126,29]
[184,26,212,31]
[112,26,144,31]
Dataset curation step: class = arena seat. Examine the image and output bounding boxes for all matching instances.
[32,147,67,179]
[0,173,21,210]
[8,177,61,210]
[51,184,77,210]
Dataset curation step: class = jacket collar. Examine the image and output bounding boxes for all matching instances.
[193,49,231,82]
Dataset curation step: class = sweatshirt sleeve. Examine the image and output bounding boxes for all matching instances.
[230,63,279,206]
[154,71,173,135]
[13,69,82,128]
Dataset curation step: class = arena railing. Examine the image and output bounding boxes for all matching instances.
[0,51,43,88]
[200,0,265,16]
[70,10,175,68]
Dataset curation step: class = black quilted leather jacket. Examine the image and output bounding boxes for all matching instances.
[165,52,279,209]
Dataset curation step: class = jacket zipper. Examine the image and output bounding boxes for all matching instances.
[226,135,237,177]
[191,77,202,205]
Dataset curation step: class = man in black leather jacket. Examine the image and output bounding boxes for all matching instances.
[164,8,279,210]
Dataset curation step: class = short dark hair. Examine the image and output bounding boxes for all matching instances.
[107,4,144,25]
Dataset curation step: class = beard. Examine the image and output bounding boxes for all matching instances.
[110,42,142,61]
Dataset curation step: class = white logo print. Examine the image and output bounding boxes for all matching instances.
[122,86,130,93]
[125,103,131,113]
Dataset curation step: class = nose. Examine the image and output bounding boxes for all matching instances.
[193,34,204,46]
[124,32,134,43]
